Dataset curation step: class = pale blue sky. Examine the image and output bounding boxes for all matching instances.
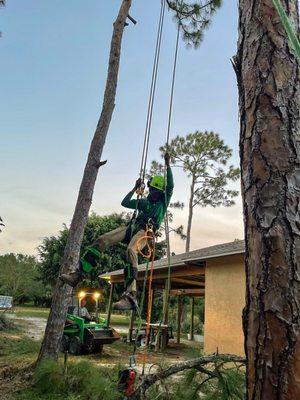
[0,1,244,255]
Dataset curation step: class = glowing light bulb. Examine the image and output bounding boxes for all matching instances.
[78,291,86,299]
[93,292,101,300]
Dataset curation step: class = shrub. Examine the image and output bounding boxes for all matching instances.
[24,359,122,400]
[181,320,203,335]
[0,312,13,331]
[33,359,67,395]
[67,361,122,400]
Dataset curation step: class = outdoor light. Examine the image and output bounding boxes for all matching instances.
[78,291,86,299]
[93,292,101,300]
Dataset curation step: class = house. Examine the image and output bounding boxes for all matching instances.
[99,239,246,356]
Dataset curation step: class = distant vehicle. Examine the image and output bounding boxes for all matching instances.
[0,295,13,310]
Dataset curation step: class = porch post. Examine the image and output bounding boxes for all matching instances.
[189,297,195,341]
[176,295,183,344]
[128,310,135,342]
[106,282,114,327]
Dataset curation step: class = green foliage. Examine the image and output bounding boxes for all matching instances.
[15,306,50,319]
[38,212,166,301]
[67,361,122,400]
[166,0,222,47]
[34,359,67,395]
[156,131,240,249]
[147,364,245,400]
[0,330,40,368]
[182,319,203,335]
[38,212,130,287]
[201,368,245,400]
[20,359,122,400]
[0,253,50,304]
[161,131,240,209]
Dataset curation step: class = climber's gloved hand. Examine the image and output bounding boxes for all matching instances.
[133,178,143,191]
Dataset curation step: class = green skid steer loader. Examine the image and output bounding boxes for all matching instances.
[61,292,120,355]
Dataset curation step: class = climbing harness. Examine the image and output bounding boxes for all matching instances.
[272,0,300,63]
[136,222,155,259]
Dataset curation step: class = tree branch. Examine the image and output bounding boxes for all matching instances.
[130,354,245,399]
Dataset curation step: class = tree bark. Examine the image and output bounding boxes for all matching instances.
[236,0,300,398]
[37,0,132,362]
[186,178,195,252]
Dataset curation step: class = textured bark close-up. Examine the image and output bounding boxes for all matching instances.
[37,0,132,363]
[236,0,300,398]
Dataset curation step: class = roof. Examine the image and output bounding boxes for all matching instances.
[99,239,245,281]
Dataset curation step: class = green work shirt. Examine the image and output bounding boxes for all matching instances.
[121,167,174,230]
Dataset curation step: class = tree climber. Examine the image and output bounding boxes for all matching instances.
[60,153,174,311]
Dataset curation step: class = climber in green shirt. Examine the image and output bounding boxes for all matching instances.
[121,155,174,232]
[60,153,173,312]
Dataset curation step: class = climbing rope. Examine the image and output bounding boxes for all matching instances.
[133,0,182,357]
[272,0,300,63]
[128,0,166,240]
[123,1,182,383]
[131,223,156,367]
[124,6,167,374]
[162,0,182,328]
[139,0,166,183]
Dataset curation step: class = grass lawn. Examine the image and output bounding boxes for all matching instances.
[0,330,39,368]
[0,323,121,400]
[0,311,206,400]
[14,307,50,319]
[13,306,131,326]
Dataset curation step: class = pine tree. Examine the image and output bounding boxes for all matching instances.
[234,0,300,397]
[160,131,239,252]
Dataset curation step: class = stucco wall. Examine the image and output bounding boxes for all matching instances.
[204,254,245,356]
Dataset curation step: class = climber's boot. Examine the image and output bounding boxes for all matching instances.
[113,292,140,314]
[59,269,83,287]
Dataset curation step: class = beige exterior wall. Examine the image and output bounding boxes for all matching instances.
[204,254,245,356]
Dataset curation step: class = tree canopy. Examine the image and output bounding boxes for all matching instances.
[166,0,222,47]
[0,253,49,304]
[39,212,166,291]
[157,131,240,251]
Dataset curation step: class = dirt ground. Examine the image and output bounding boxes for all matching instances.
[18,314,201,368]
[0,314,203,399]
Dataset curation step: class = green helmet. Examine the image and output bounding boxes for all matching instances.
[148,175,165,192]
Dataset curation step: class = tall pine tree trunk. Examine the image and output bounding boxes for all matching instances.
[235,0,300,398]
[186,179,195,252]
[38,0,132,362]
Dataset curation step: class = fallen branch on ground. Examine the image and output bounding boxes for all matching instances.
[129,354,246,399]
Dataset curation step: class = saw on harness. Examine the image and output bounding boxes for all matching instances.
[117,368,137,397]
